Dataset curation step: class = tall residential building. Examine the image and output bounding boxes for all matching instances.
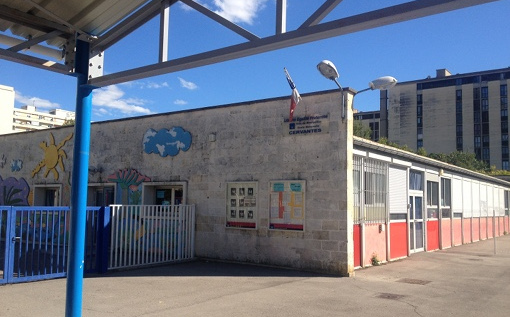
[380,67,510,170]
[0,84,75,134]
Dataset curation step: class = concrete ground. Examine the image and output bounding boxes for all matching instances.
[1,235,510,317]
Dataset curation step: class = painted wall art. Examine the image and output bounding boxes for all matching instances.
[107,168,151,205]
[142,127,192,157]
[0,154,6,168]
[11,159,23,172]
[0,175,30,206]
[32,132,73,180]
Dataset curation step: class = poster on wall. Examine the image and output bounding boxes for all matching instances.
[269,180,305,230]
[226,182,257,229]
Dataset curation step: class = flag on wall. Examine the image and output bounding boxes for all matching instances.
[284,68,301,122]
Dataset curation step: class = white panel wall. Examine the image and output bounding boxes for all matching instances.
[472,182,480,217]
[463,180,472,217]
[452,178,463,215]
[480,183,488,217]
[389,166,408,214]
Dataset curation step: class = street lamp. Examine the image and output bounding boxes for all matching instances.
[317,60,397,118]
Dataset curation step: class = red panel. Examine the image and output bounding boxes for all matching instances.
[472,218,480,241]
[353,224,361,267]
[390,222,407,259]
[487,217,494,238]
[463,218,471,244]
[441,219,451,249]
[480,218,487,240]
[453,219,462,246]
[426,220,439,251]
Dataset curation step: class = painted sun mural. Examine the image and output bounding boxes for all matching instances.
[32,132,73,180]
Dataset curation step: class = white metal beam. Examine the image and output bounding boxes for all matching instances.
[91,0,167,52]
[276,0,287,34]
[89,0,499,88]
[300,0,344,28]
[179,0,259,41]
[159,0,170,63]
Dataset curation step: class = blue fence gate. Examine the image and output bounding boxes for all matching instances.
[0,206,109,285]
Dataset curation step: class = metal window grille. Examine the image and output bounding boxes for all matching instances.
[353,156,388,224]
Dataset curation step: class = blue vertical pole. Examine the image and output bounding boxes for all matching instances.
[65,39,93,317]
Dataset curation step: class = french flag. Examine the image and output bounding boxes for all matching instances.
[284,68,301,122]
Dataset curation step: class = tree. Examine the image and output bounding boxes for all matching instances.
[63,119,75,126]
[353,120,372,139]
[428,151,490,173]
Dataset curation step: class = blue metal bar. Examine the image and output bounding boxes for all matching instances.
[65,39,93,317]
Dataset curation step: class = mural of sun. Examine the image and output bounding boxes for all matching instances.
[32,132,73,181]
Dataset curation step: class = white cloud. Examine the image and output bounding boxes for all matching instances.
[180,0,267,25]
[14,91,61,109]
[122,81,170,89]
[92,85,152,115]
[212,0,268,24]
[145,81,169,89]
[178,77,198,90]
[174,99,188,105]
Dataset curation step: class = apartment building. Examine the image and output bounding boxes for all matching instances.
[380,67,510,170]
[0,84,75,134]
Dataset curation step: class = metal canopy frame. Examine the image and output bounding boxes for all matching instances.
[0,0,500,316]
[0,0,499,87]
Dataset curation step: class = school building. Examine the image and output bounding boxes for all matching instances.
[0,88,509,276]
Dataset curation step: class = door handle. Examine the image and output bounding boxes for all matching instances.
[11,237,20,242]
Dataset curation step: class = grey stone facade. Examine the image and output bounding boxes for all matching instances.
[0,89,355,276]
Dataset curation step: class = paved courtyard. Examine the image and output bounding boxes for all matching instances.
[1,235,510,316]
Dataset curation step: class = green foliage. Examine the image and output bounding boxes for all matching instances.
[353,120,372,139]
[63,119,75,126]
[428,151,490,173]
[375,138,507,175]
[371,253,380,266]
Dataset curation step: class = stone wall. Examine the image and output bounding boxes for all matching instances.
[0,89,354,275]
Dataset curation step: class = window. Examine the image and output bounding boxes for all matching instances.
[505,191,509,215]
[501,85,508,97]
[427,181,438,218]
[441,178,451,207]
[142,182,186,205]
[33,185,62,206]
[364,159,387,223]
[474,136,481,148]
[87,184,116,206]
[483,135,490,147]
[481,87,488,99]
[482,99,489,111]
[409,170,423,190]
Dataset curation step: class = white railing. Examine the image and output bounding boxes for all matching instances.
[109,205,195,270]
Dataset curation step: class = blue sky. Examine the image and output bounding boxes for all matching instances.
[1,0,509,122]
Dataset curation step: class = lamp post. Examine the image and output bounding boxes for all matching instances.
[317,60,397,118]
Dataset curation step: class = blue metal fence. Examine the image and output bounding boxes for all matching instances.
[0,206,109,285]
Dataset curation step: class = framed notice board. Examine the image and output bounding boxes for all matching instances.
[226,182,257,229]
[269,180,305,230]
